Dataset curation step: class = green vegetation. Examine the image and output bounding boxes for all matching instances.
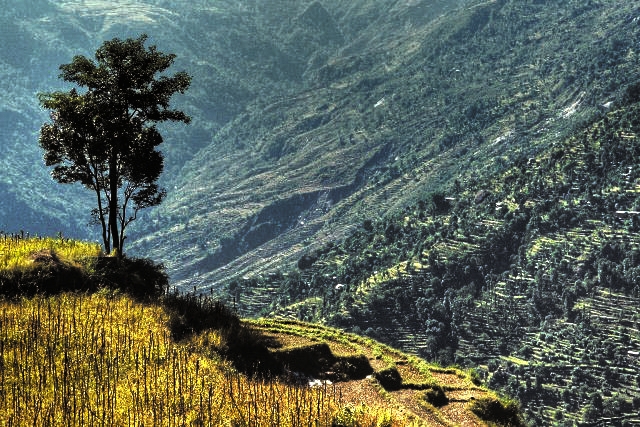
[469,398,522,427]
[123,0,640,295]
[0,238,519,426]
[38,34,191,255]
[230,95,640,424]
[4,0,640,425]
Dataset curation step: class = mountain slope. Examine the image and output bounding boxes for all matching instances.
[226,91,640,425]
[0,0,349,237]
[5,0,640,425]
[135,0,640,288]
[0,240,522,426]
[4,2,639,279]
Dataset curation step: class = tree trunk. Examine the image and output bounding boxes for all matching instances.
[96,187,110,254]
[109,149,121,257]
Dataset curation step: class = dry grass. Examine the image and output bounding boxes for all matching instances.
[0,234,101,270]
[250,318,519,426]
[0,293,409,426]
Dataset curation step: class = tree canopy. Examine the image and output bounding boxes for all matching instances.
[39,34,191,255]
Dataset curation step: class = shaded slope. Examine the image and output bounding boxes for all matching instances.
[1,0,353,239]
[137,0,640,288]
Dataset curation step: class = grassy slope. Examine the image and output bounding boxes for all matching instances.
[5,1,640,423]
[0,238,521,426]
[251,318,522,426]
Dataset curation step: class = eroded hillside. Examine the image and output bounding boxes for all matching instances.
[133,0,640,290]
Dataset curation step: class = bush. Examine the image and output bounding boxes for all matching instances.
[162,291,241,339]
[469,397,524,426]
[375,367,403,391]
[0,250,88,297]
[297,254,317,270]
[92,257,169,298]
[163,291,282,377]
[423,386,449,407]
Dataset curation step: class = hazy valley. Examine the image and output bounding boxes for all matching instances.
[3,0,640,425]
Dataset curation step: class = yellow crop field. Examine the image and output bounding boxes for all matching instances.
[0,234,102,270]
[0,293,403,426]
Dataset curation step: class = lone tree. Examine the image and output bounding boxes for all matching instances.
[39,34,191,256]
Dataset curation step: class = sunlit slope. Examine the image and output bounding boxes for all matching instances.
[0,233,101,269]
[0,291,524,426]
[252,318,523,426]
[0,294,346,426]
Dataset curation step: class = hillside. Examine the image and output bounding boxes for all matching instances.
[5,1,640,283]
[0,237,521,426]
[4,1,640,425]
[131,0,640,288]
[226,93,640,425]
[0,0,354,237]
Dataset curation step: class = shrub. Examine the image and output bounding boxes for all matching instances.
[469,397,524,426]
[92,257,169,298]
[0,235,167,299]
[162,291,281,377]
[374,367,403,391]
[0,249,89,297]
[162,291,241,339]
[298,254,317,270]
[423,386,449,407]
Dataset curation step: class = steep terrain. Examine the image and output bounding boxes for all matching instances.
[4,1,640,425]
[132,0,640,290]
[0,0,352,237]
[226,90,640,425]
[0,236,522,426]
[8,1,639,287]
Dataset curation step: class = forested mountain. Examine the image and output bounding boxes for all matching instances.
[4,0,640,424]
[134,0,640,291]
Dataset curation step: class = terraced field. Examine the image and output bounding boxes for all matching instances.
[250,319,522,426]
[227,100,640,425]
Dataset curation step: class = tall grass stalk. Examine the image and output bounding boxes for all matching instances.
[0,233,101,270]
[0,293,401,426]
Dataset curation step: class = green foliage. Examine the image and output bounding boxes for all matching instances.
[126,0,640,288]
[469,397,523,427]
[38,34,191,255]
[229,96,640,425]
